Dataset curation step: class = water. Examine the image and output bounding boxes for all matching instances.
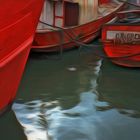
[0,46,140,140]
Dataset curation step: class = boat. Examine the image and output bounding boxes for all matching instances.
[102,9,140,67]
[0,0,44,114]
[32,0,125,52]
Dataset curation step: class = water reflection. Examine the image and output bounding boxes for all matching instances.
[13,57,105,140]
[98,60,140,118]
[13,91,103,140]
[12,52,140,140]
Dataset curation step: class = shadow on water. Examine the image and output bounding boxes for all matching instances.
[0,110,27,140]
[98,60,140,118]
[11,48,140,140]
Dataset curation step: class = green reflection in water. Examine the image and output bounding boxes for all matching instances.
[17,50,101,109]
[98,60,140,117]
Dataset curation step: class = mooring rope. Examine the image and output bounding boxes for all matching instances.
[39,21,101,47]
[39,20,140,59]
[118,0,140,8]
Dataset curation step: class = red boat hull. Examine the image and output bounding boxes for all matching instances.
[0,0,44,113]
[32,3,125,52]
[102,25,140,67]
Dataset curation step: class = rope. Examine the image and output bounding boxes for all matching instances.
[39,21,100,48]
[38,21,140,60]
[118,0,140,8]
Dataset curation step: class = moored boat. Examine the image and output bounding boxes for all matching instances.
[32,0,125,52]
[0,0,44,114]
[102,9,140,67]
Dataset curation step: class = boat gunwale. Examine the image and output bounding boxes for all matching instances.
[36,2,125,33]
[33,28,100,49]
[102,22,140,26]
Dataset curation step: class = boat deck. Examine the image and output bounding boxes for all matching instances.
[110,9,140,25]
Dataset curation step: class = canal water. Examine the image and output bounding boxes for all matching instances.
[0,43,140,140]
